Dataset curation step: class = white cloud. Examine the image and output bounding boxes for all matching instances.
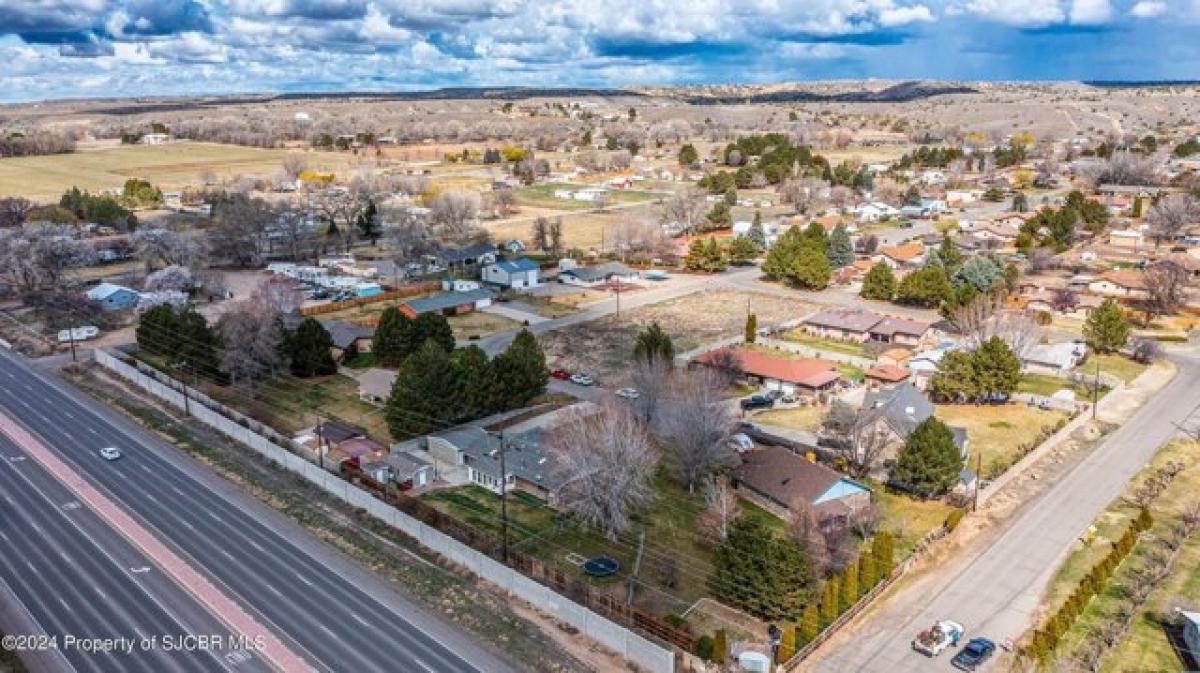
[879,4,935,26]
[964,0,1066,25]
[1069,0,1113,23]
[1130,0,1167,17]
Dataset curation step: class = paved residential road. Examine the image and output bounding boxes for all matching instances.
[813,352,1200,673]
[0,348,518,673]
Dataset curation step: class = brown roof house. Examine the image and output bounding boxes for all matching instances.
[1088,269,1149,299]
[733,445,871,531]
[876,241,926,269]
[802,309,933,347]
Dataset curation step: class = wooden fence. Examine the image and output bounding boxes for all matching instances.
[340,465,697,654]
[783,525,950,670]
[298,282,441,316]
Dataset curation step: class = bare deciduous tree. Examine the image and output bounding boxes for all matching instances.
[0,197,33,228]
[657,369,736,492]
[778,177,827,215]
[547,400,659,540]
[280,154,307,181]
[822,401,891,478]
[608,218,678,262]
[658,187,708,235]
[789,504,832,574]
[215,302,286,388]
[1145,194,1200,246]
[630,358,671,423]
[429,190,483,244]
[131,227,208,270]
[250,275,304,315]
[696,478,742,545]
[143,265,194,293]
[0,224,96,296]
[386,208,442,270]
[1086,151,1160,187]
[1143,261,1189,319]
[208,194,274,267]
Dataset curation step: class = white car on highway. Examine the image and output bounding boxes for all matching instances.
[98,447,123,461]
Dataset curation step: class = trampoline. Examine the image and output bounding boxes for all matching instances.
[581,555,620,578]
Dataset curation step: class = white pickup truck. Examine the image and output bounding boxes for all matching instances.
[912,620,964,657]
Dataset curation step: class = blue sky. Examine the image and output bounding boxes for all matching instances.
[0,0,1197,102]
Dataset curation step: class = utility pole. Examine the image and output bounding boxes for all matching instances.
[487,429,506,561]
[316,414,326,470]
[1091,359,1100,420]
[973,450,982,512]
[626,529,645,605]
[67,326,77,362]
[614,282,621,320]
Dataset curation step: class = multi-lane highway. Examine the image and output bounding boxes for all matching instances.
[0,431,275,673]
[0,347,516,673]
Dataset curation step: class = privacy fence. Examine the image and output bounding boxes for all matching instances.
[94,349,676,673]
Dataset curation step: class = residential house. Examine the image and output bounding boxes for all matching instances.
[877,348,913,368]
[86,283,141,311]
[861,381,969,459]
[426,425,567,504]
[1089,269,1149,299]
[399,288,494,318]
[864,364,910,385]
[1107,228,1145,251]
[732,445,871,530]
[482,257,540,289]
[693,348,840,395]
[877,241,926,269]
[801,309,933,346]
[967,221,1020,247]
[319,320,374,360]
[853,202,900,223]
[434,242,497,273]
[802,308,883,342]
[357,368,397,405]
[359,452,433,490]
[558,261,637,286]
[905,344,954,389]
[1022,341,1087,374]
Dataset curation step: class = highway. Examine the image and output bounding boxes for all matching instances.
[0,430,274,673]
[0,348,516,673]
[813,353,1200,672]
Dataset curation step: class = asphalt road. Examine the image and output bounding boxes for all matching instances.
[0,432,275,673]
[814,353,1200,672]
[0,348,517,673]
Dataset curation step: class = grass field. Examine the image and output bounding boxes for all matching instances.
[1090,353,1149,384]
[447,311,521,340]
[873,485,956,558]
[422,472,759,610]
[934,403,1069,479]
[515,183,658,210]
[0,140,355,199]
[1036,439,1200,672]
[750,405,827,432]
[484,202,658,251]
[776,330,870,357]
[1018,372,1104,398]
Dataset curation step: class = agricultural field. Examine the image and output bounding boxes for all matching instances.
[484,201,659,251]
[1035,439,1200,673]
[0,139,357,200]
[539,289,814,383]
[934,403,1070,479]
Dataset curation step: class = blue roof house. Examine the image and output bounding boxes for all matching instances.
[482,257,540,290]
[86,283,141,311]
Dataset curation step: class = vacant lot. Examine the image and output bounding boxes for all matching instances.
[935,403,1069,479]
[1090,353,1149,384]
[0,140,354,199]
[539,289,814,383]
[873,485,957,558]
[750,405,827,432]
[484,201,659,251]
[448,311,522,340]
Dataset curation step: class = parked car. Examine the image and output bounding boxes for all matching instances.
[764,389,786,401]
[739,395,775,410]
[615,388,640,400]
[951,637,995,671]
[913,620,964,657]
[779,394,799,405]
[728,433,754,453]
[549,368,571,381]
[570,373,595,386]
[98,446,123,461]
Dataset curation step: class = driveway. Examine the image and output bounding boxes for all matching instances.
[811,354,1199,673]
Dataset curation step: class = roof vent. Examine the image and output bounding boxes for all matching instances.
[904,406,916,416]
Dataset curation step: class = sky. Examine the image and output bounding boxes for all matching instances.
[1,0,1199,103]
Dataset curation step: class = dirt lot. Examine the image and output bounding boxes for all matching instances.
[539,289,815,383]
[934,403,1070,479]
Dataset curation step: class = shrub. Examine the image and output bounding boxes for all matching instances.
[695,635,714,661]
[945,508,965,532]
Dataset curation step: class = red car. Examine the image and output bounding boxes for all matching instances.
[549,368,571,380]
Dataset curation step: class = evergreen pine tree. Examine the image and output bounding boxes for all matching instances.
[632,322,675,368]
[745,313,758,344]
[892,417,963,495]
[410,312,456,353]
[373,306,414,367]
[973,336,1021,400]
[712,629,727,665]
[821,575,840,624]
[799,604,820,645]
[777,623,796,663]
[840,564,858,611]
[491,329,548,410]
[385,339,459,439]
[860,263,897,300]
[1083,298,1130,353]
[858,552,876,593]
[288,317,337,377]
[788,242,832,289]
[710,517,815,621]
[136,304,181,355]
[872,531,895,576]
[748,210,767,248]
[826,224,855,268]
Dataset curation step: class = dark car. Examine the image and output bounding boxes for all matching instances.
[951,637,995,671]
[739,395,775,410]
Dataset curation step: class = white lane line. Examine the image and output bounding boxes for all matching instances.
[294,572,312,587]
[264,583,282,597]
[350,612,369,627]
[412,657,434,673]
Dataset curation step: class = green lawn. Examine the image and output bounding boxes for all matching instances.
[1090,353,1149,384]
[514,182,657,210]
[935,403,1069,479]
[776,330,869,357]
[873,485,956,558]
[1018,372,1105,398]
[421,471,759,610]
[254,373,391,442]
